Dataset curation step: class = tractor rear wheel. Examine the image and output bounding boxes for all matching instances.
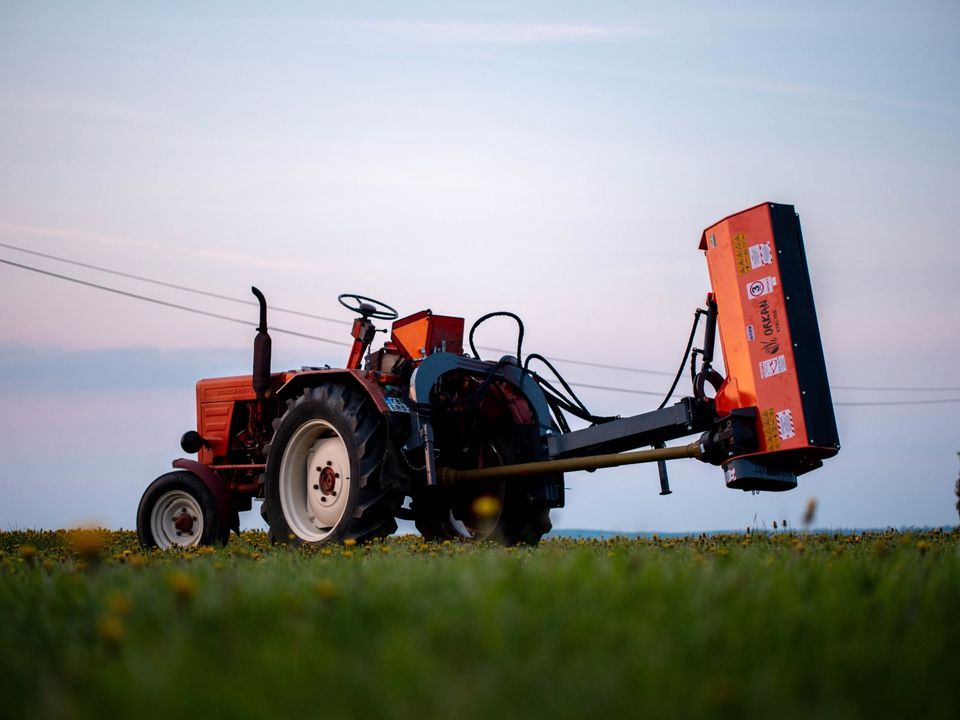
[264,384,400,544]
[415,433,553,546]
[137,470,229,549]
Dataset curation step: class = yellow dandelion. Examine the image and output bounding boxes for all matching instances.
[314,579,338,600]
[343,538,357,547]
[343,550,354,558]
[471,495,502,520]
[916,540,931,555]
[97,614,125,647]
[166,570,197,604]
[18,545,38,565]
[106,591,133,617]
[67,528,107,564]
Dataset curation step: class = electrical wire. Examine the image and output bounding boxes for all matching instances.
[0,240,351,326]
[833,398,960,407]
[0,258,352,347]
[3,242,957,392]
[2,253,957,407]
[477,345,673,376]
[562,382,663,397]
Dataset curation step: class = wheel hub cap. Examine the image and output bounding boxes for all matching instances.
[305,436,349,530]
[173,509,196,533]
[318,466,337,495]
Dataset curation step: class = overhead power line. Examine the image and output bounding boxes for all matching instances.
[477,346,673,376]
[0,257,351,348]
[825,385,960,392]
[5,241,959,391]
[3,252,959,407]
[0,242,688,378]
[563,381,663,397]
[0,240,352,326]
[833,398,960,407]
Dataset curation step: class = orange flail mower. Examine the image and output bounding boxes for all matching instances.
[136,202,839,549]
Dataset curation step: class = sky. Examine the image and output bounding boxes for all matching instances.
[1,1,958,534]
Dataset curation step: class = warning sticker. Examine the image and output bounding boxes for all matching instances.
[732,233,751,275]
[746,275,777,300]
[759,355,787,379]
[746,324,756,341]
[776,409,796,441]
[761,408,782,450]
[748,242,773,269]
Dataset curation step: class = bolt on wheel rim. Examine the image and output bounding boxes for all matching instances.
[150,490,204,549]
[279,419,351,542]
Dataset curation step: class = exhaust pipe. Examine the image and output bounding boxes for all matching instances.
[251,286,272,402]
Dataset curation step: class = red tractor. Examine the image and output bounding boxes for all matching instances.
[136,203,840,548]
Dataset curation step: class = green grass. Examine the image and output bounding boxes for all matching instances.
[2,529,958,719]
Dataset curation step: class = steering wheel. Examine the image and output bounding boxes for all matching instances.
[337,293,399,320]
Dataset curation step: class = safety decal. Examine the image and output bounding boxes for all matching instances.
[746,324,756,341]
[732,233,751,275]
[776,409,796,441]
[759,355,787,379]
[761,408,782,450]
[724,466,737,484]
[748,242,773,269]
[746,275,777,300]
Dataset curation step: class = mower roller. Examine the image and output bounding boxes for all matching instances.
[136,202,840,549]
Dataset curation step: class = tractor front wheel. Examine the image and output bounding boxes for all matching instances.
[137,471,229,549]
[264,384,399,544]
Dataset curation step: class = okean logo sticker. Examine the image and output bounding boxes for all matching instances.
[746,275,777,300]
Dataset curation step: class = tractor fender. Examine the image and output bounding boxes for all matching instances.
[276,368,390,413]
[171,458,240,533]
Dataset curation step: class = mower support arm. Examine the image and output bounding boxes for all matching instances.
[440,441,704,485]
[545,398,715,459]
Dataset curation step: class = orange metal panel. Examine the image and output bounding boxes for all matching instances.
[391,311,464,360]
[195,375,256,462]
[701,203,835,462]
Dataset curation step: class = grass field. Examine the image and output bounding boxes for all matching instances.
[2,528,958,719]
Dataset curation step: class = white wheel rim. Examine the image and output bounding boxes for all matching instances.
[279,418,351,542]
[150,490,204,549]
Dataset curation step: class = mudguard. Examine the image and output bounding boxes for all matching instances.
[172,458,240,533]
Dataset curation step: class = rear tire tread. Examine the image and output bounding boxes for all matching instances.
[264,384,399,544]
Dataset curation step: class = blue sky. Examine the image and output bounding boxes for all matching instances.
[1,1,958,532]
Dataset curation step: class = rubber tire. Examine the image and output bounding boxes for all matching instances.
[264,384,399,545]
[415,433,553,546]
[137,470,229,548]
